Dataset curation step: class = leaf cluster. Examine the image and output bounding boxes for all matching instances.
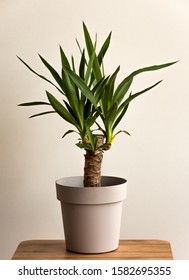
[18,22,177,153]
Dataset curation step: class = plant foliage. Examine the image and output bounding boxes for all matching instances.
[18,22,177,153]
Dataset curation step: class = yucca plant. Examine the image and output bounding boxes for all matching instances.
[18,22,177,187]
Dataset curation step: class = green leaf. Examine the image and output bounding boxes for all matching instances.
[113,130,131,139]
[85,125,95,151]
[62,68,80,108]
[17,56,64,94]
[76,142,92,150]
[112,77,133,105]
[29,111,56,118]
[83,22,96,56]
[85,116,96,128]
[83,22,102,82]
[62,130,78,138]
[46,91,81,130]
[112,102,129,131]
[98,32,112,65]
[63,66,97,107]
[93,76,110,105]
[71,55,76,72]
[59,45,71,68]
[112,61,177,106]
[79,50,86,80]
[124,80,163,105]
[95,122,106,136]
[113,80,163,131]
[85,30,111,86]
[82,22,93,56]
[76,38,83,56]
[85,52,95,85]
[83,99,92,119]
[101,67,120,114]
[18,101,50,106]
[105,58,176,140]
[105,102,118,129]
[63,100,76,118]
[129,61,178,78]
[38,54,65,92]
[106,66,120,103]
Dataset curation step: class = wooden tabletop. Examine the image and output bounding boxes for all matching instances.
[11,240,173,260]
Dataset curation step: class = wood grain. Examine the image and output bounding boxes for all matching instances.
[11,240,173,260]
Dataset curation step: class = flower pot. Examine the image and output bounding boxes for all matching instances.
[56,176,127,253]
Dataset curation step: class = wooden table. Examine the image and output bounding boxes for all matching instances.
[12,240,173,260]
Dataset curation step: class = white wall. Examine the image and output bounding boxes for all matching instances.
[0,0,188,259]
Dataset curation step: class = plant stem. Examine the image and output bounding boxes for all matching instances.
[83,135,104,187]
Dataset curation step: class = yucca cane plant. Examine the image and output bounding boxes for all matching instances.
[18,22,177,188]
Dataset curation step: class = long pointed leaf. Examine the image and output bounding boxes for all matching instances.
[85,30,111,86]
[113,130,131,138]
[95,122,106,137]
[29,111,56,118]
[18,101,50,106]
[71,55,76,72]
[85,116,96,128]
[112,80,163,132]
[83,22,94,58]
[112,61,177,106]
[98,31,112,65]
[93,76,110,104]
[71,55,80,98]
[102,66,120,113]
[38,54,66,92]
[112,102,129,131]
[83,99,92,119]
[17,56,64,94]
[92,77,106,93]
[79,50,86,80]
[112,77,133,105]
[61,68,82,123]
[59,45,71,68]
[60,46,79,97]
[126,80,163,104]
[76,142,92,150]
[129,61,178,78]
[85,125,95,151]
[64,66,97,107]
[113,80,163,130]
[75,38,83,56]
[83,22,102,82]
[85,52,95,84]
[62,130,78,138]
[107,66,120,100]
[46,91,81,130]
[105,102,118,129]
[63,100,76,118]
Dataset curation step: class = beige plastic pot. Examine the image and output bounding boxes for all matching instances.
[56,176,127,253]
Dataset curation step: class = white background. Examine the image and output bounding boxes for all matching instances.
[0,0,188,259]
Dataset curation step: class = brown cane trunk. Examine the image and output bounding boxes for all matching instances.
[83,135,104,187]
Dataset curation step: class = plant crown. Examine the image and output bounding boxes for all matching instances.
[18,22,177,153]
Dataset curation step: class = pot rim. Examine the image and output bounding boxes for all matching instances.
[56,175,127,188]
[56,175,127,205]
